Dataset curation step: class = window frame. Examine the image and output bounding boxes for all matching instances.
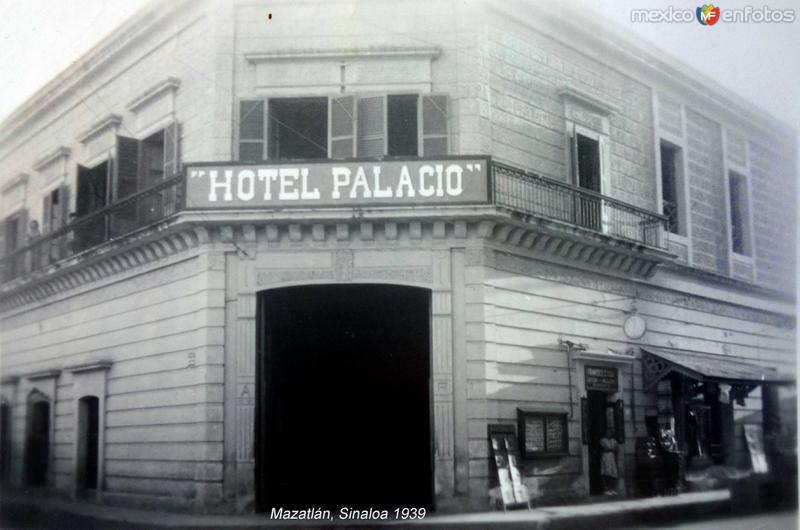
[517,409,569,459]
[236,92,449,161]
[566,121,610,233]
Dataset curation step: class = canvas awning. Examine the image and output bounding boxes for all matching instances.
[641,346,791,391]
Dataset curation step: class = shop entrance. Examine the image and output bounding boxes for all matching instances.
[587,390,610,495]
[256,284,432,512]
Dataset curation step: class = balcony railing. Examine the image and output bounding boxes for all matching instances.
[1,174,182,283]
[493,162,668,250]
[1,159,669,285]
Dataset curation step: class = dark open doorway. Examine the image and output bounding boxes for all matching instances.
[256,284,432,512]
[0,401,10,482]
[77,396,100,491]
[25,397,50,487]
[587,390,608,495]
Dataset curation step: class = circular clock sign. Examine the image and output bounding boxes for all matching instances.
[623,314,647,339]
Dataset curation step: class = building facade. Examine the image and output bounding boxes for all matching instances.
[0,0,795,514]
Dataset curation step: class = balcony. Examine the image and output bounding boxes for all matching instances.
[1,174,183,284]
[0,159,669,287]
[492,162,667,250]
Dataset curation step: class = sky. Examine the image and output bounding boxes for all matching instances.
[0,0,798,130]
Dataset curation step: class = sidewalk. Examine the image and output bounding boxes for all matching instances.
[0,489,731,529]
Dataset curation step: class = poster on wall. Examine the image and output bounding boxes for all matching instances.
[743,424,768,474]
[488,425,531,510]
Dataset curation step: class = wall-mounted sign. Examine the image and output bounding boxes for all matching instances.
[184,157,490,209]
[585,365,618,391]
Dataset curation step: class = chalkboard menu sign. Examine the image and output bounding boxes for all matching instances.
[517,409,569,458]
[585,365,618,391]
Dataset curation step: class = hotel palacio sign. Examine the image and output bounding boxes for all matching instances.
[184,157,490,209]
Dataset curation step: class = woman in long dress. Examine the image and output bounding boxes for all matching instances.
[600,429,619,495]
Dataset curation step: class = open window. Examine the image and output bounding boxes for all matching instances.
[728,171,752,256]
[238,94,448,161]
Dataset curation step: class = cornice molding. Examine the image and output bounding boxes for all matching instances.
[127,77,181,113]
[558,87,619,116]
[245,47,441,62]
[27,369,61,381]
[78,114,122,144]
[66,360,113,374]
[33,146,71,173]
[1,173,29,195]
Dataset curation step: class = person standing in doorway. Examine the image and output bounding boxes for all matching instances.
[600,429,619,495]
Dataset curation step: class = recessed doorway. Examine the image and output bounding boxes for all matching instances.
[255,284,432,512]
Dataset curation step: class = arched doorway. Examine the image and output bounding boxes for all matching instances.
[77,396,100,491]
[25,392,50,487]
[255,284,432,512]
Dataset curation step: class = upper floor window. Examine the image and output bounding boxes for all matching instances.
[238,94,448,162]
[568,123,609,232]
[728,171,752,256]
[660,140,686,236]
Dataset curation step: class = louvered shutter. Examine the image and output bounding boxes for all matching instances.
[163,122,180,215]
[113,138,139,237]
[163,121,180,178]
[42,193,52,235]
[239,100,265,162]
[115,136,140,199]
[329,95,356,159]
[421,94,448,156]
[357,96,386,157]
[0,219,5,259]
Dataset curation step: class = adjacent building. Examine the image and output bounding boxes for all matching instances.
[0,0,795,514]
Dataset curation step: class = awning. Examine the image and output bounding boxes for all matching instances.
[642,346,792,391]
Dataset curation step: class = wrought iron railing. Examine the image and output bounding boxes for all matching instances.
[0,174,182,283]
[1,160,669,285]
[493,162,668,250]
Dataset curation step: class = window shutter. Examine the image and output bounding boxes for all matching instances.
[599,135,610,233]
[57,185,70,231]
[116,136,140,200]
[329,95,356,159]
[76,165,91,217]
[0,219,5,258]
[163,121,180,177]
[17,209,28,248]
[239,100,265,162]
[42,193,52,234]
[357,96,386,157]
[421,94,448,156]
